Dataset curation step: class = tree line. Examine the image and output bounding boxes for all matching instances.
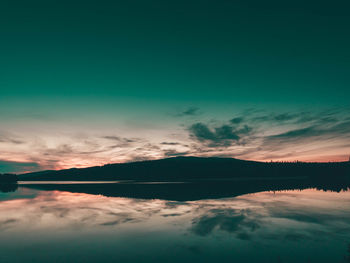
[0,173,18,183]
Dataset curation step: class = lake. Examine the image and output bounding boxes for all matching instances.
[0,183,350,263]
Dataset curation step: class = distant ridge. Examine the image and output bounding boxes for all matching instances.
[19,156,350,181]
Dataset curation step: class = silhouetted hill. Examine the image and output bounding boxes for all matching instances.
[19,156,350,181]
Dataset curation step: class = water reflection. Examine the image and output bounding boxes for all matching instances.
[17,177,350,201]
[0,188,350,262]
[0,183,18,193]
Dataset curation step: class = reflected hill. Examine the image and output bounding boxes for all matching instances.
[21,177,350,201]
[18,156,350,200]
[20,156,350,181]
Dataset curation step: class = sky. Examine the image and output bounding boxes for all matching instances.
[1,0,350,173]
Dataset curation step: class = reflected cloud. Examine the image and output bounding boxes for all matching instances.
[191,210,253,237]
[0,191,168,232]
[0,188,350,263]
[0,188,349,247]
[188,189,350,243]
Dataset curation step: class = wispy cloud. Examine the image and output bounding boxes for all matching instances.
[264,121,350,146]
[160,142,180,145]
[188,122,252,147]
[0,131,24,145]
[185,108,350,162]
[1,108,349,173]
[175,107,200,117]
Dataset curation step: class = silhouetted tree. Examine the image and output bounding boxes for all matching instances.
[0,173,18,183]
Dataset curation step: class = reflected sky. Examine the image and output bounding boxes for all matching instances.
[1,188,350,262]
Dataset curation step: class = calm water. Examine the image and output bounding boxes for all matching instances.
[1,185,350,263]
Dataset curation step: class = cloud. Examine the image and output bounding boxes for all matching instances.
[265,121,350,145]
[102,136,136,144]
[160,142,181,146]
[176,107,200,117]
[163,149,189,157]
[188,122,253,147]
[102,136,123,141]
[45,144,74,155]
[1,108,349,173]
[0,132,24,145]
[230,117,244,124]
[1,133,153,172]
[183,108,350,161]
[249,111,342,126]
[246,117,350,161]
[273,113,299,121]
[250,112,304,124]
[267,127,318,140]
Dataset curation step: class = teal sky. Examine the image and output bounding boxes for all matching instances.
[1,1,350,172]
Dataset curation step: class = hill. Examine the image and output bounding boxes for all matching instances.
[19,156,350,181]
